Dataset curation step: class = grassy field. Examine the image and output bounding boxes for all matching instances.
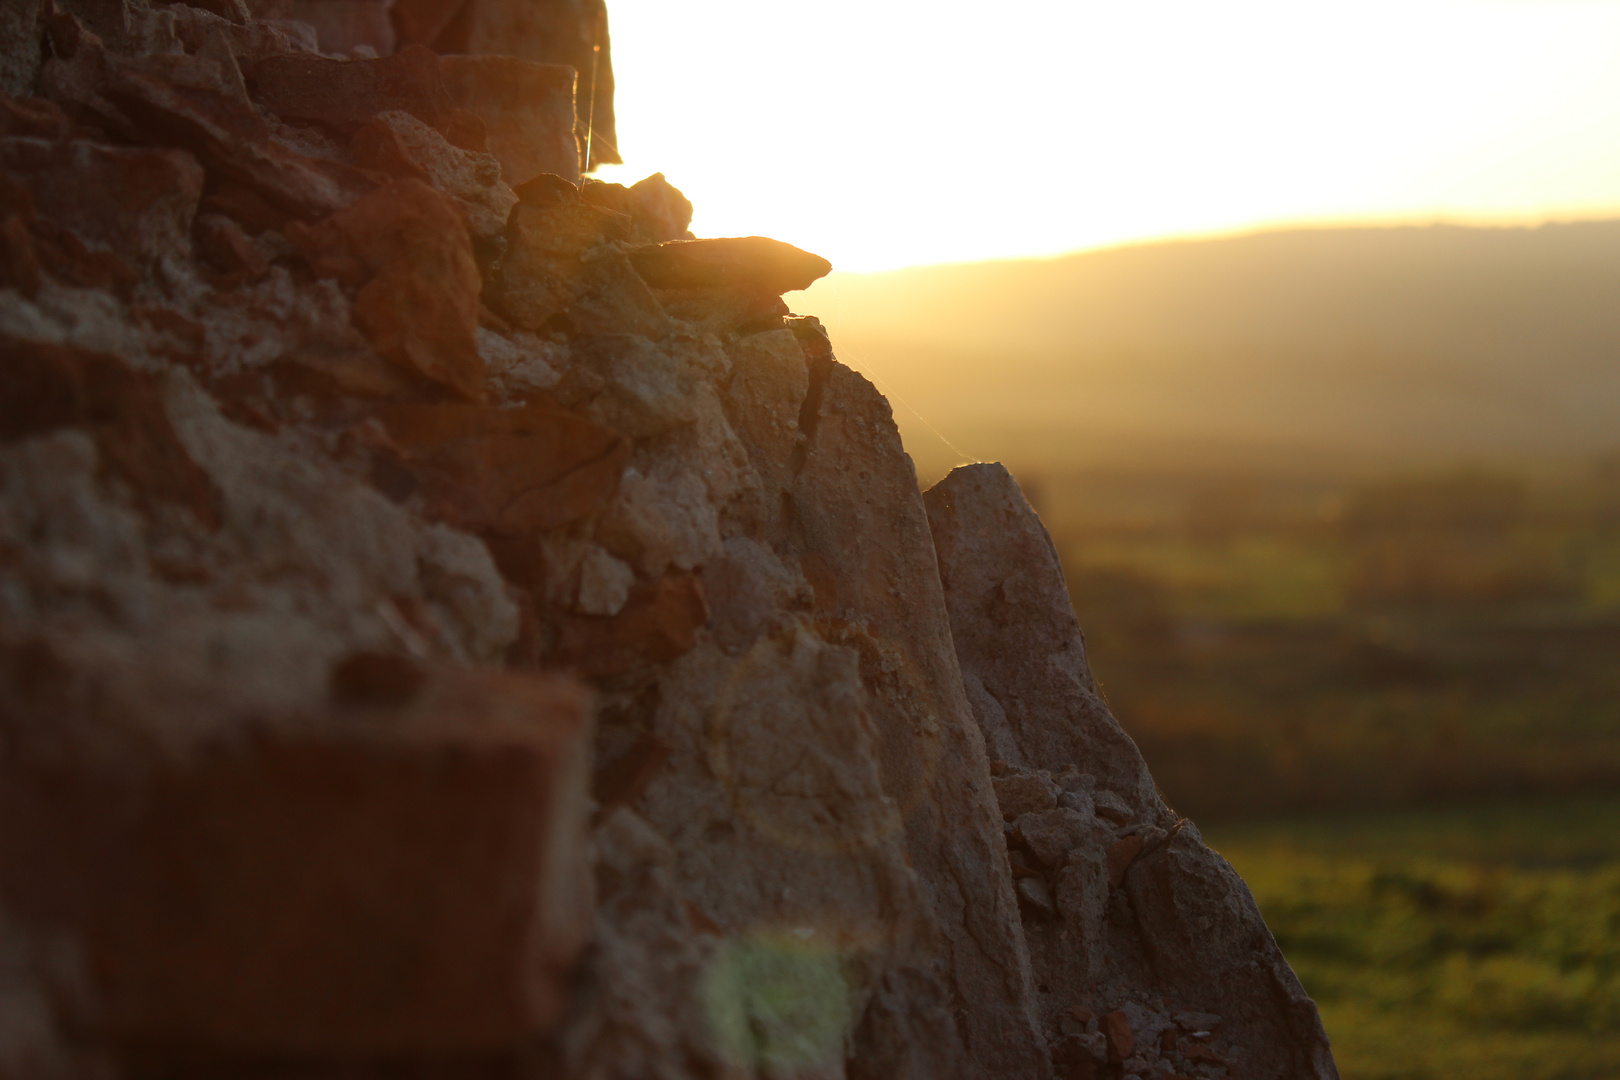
[1205,801,1620,1080]
[1043,464,1620,819]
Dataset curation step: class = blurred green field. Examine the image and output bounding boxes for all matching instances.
[1044,463,1620,819]
[1205,801,1620,1080]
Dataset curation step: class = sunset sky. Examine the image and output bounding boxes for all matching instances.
[596,0,1620,272]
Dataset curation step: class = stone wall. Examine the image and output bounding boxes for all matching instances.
[0,3,1336,1078]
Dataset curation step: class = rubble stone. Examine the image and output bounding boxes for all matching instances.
[628,235,832,294]
[414,0,619,169]
[104,58,375,217]
[994,770,1059,819]
[289,178,483,399]
[350,109,516,237]
[0,3,1337,1076]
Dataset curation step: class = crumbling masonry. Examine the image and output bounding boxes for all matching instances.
[0,2,1338,1078]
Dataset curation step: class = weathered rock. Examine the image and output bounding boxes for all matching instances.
[0,3,1337,1076]
[627,172,693,242]
[0,0,45,97]
[0,137,204,269]
[994,770,1059,820]
[0,93,76,141]
[103,58,375,217]
[925,462,1339,1080]
[573,333,700,437]
[780,362,1051,1079]
[629,235,832,294]
[494,176,670,337]
[439,53,579,186]
[193,210,270,283]
[289,178,483,398]
[350,109,516,237]
[553,571,708,676]
[376,397,629,534]
[581,172,693,243]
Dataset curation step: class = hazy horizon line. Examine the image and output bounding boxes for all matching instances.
[812,209,1620,278]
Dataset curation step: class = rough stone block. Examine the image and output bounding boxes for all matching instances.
[249,44,454,134]
[628,236,831,294]
[439,54,578,186]
[289,179,483,399]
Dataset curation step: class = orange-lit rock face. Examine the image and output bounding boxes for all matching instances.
[628,235,833,294]
[290,179,485,400]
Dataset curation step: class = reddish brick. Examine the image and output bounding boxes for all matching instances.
[1103,1009,1134,1064]
[0,658,594,1057]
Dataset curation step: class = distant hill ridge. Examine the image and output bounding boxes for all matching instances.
[797,220,1620,477]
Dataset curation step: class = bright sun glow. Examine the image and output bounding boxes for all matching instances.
[594,0,1620,272]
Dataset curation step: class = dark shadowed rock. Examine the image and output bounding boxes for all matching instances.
[288,0,396,56]
[0,0,45,96]
[249,45,456,134]
[628,236,831,294]
[398,0,619,168]
[925,462,1339,1080]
